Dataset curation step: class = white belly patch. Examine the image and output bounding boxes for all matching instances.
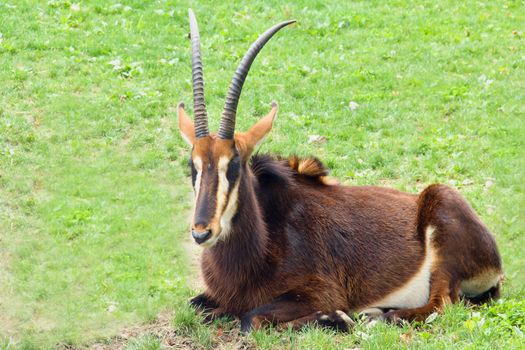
[364,226,435,310]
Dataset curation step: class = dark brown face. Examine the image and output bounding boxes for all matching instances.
[187,137,242,247]
[178,102,277,247]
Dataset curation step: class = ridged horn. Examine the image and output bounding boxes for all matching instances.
[218,20,296,139]
[188,8,209,138]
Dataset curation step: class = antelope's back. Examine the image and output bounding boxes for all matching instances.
[252,155,428,305]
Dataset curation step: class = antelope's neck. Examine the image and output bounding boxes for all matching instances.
[206,171,271,281]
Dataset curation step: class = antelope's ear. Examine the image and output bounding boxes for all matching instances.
[178,102,195,145]
[245,102,278,149]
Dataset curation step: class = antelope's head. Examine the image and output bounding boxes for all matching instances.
[178,9,295,247]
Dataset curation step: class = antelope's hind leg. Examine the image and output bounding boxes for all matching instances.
[381,184,502,324]
[382,271,457,324]
[464,282,501,305]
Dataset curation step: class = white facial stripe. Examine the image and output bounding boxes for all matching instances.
[220,179,240,239]
[193,156,203,172]
[193,155,240,248]
[193,156,203,202]
[212,157,230,228]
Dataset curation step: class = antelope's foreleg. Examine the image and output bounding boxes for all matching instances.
[277,310,355,332]
[240,297,313,333]
[382,271,456,324]
[190,293,230,322]
[240,295,354,333]
[190,292,218,313]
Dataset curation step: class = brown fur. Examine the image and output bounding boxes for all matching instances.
[186,151,503,331]
[288,156,327,177]
[281,155,338,185]
[177,49,502,333]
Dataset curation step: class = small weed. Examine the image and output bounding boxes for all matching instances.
[124,334,161,350]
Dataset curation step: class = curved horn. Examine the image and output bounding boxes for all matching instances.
[218,20,296,139]
[188,8,209,138]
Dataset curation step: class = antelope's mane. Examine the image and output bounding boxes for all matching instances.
[250,154,338,186]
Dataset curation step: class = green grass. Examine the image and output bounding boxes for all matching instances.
[0,0,523,349]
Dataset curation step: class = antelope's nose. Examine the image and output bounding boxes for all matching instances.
[192,229,212,244]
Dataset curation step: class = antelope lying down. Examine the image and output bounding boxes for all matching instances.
[178,9,503,332]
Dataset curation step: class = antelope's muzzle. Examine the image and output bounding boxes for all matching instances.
[192,229,212,244]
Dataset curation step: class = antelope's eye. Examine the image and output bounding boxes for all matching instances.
[226,155,240,186]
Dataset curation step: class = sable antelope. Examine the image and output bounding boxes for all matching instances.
[177,9,503,332]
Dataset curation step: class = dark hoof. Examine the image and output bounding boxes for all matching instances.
[189,293,218,313]
[316,310,355,332]
[380,311,404,326]
[189,294,207,310]
[240,314,253,334]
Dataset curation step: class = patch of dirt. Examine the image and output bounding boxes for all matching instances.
[83,313,191,350]
[79,235,214,349]
[183,232,205,291]
[83,312,253,350]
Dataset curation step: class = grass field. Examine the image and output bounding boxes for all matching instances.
[1,0,524,349]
